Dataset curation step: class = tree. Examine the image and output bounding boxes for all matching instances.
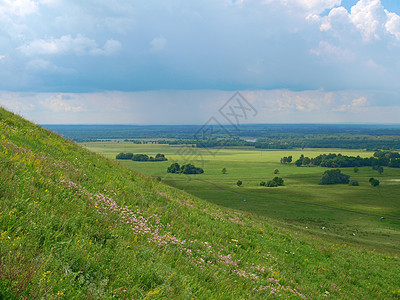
[320,169,350,185]
[274,169,279,174]
[222,168,227,174]
[237,180,242,187]
[181,164,204,174]
[349,179,359,186]
[116,152,133,160]
[167,163,181,174]
[259,181,266,186]
[272,177,284,186]
[295,154,304,167]
[369,178,380,187]
[353,167,359,173]
[266,180,278,187]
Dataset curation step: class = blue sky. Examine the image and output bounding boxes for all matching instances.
[1,0,400,124]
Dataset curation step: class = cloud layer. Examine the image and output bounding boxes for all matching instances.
[1,0,400,123]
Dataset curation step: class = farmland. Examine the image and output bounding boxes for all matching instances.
[83,141,400,253]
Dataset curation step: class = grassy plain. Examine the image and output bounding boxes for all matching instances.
[2,107,400,298]
[83,141,400,253]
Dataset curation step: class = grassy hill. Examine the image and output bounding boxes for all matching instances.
[1,107,400,299]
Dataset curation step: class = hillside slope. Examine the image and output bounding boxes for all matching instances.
[1,107,399,299]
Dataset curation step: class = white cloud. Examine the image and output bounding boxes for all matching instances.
[385,10,400,40]
[150,36,167,53]
[321,0,400,43]
[350,0,386,42]
[40,94,85,112]
[0,55,5,60]
[335,96,367,112]
[18,34,121,56]
[0,0,38,17]
[310,41,354,62]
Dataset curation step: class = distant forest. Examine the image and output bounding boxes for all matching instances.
[44,124,400,150]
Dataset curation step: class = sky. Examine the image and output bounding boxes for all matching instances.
[0,0,400,124]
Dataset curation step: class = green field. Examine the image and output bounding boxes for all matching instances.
[3,107,400,298]
[83,141,400,253]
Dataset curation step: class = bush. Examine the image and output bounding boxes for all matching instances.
[320,169,350,185]
[274,169,279,174]
[349,179,359,186]
[237,180,242,187]
[272,177,284,186]
[167,163,204,174]
[167,163,181,174]
[116,152,133,160]
[266,180,278,187]
[259,181,266,186]
[369,178,380,187]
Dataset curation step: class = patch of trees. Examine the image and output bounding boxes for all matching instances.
[280,156,292,164]
[116,153,168,162]
[292,150,400,168]
[320,169,350,185]
[116,152,134,160]
[167,163,204,174]
[260,177,284,187]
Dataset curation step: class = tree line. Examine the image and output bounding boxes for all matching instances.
[116,153,168,162]
[288,151,400,168]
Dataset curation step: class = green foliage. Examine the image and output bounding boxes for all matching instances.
[349,179,359,186]
[167,163,204,174]
[221,168,227,174]
[320,169,350,185]
[353,167,359,173]
[116,152,168,161]
[266,180,278,187]
[295,152,400,168]
[274,169,279,174]
[116,152,133,159]
[259,181,266,186]
[167,162,181,173]
[236,180,242,187]
[372,165,384,174]
[280,156,292,164]
[369,178,380,187]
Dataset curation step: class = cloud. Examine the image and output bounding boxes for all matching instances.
[320,0,400,42]
[18,35,121,56]
[335,96,368,112]
[310,41,354,62]
[0,0,38,17]
[150,36,167,53]
[40,94,85,112]
[0,55,5,60]
[385,10,400,40]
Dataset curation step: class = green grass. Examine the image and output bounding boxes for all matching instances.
[83,141,400,253]
[1,108,400,299]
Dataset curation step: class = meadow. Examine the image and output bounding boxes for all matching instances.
[83,141,400,253]
[2,106,400,299]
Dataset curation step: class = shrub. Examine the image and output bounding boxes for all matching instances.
[272,177,284,186]
[349,180,359,186]
[116,152,133,159]
[320,169,350,185]
[274,169,279,174]
[369,178,380,187]
[266,180,278,187]
[259,181,266,186]
[237,180,242,187]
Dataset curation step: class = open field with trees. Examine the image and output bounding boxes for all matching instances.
[2,107,400,298]
[83,140,400,253]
